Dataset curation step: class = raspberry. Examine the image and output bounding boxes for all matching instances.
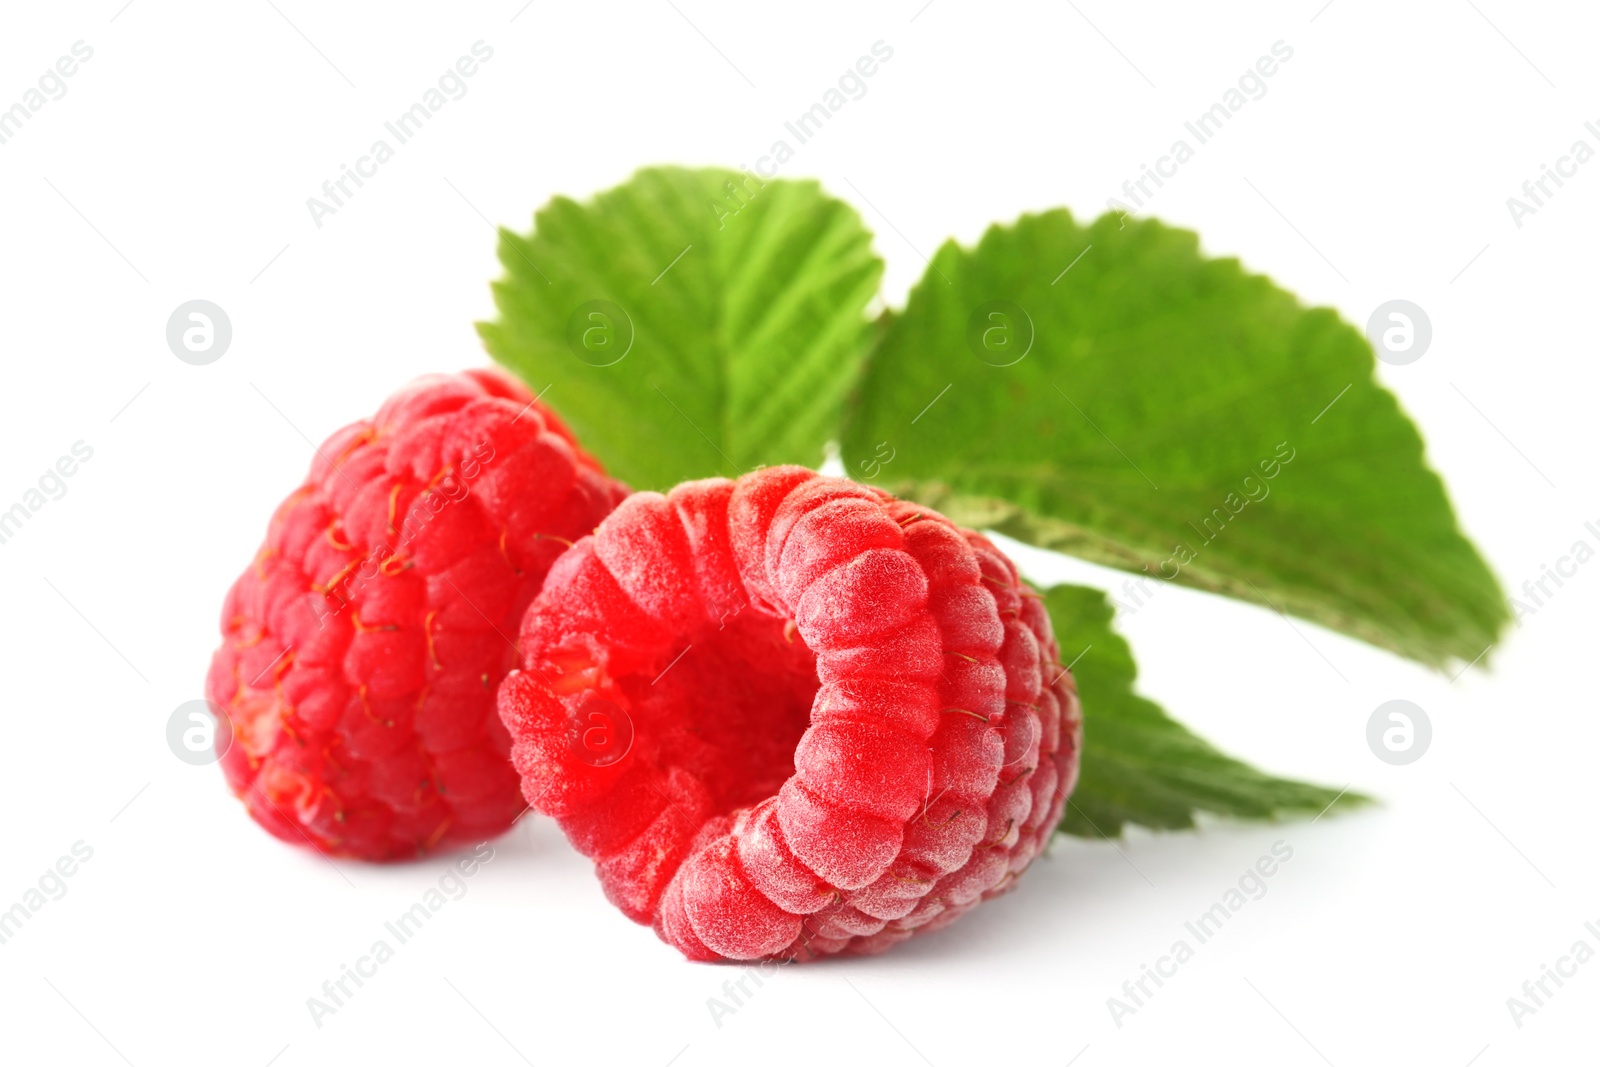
[206,369,627,861]
[499,467,1081,959]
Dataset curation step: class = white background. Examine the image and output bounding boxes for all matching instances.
[0,1,1595,1064]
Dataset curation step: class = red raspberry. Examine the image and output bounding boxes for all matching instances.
[206,369,627,861]
[499,467,1081,959]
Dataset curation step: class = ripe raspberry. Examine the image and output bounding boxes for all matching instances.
[499,467,1082,959]
[206,369,627,861]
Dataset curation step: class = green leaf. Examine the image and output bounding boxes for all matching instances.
[1044,583,1364,837]
[841,210,1506,669]
[479,166,883,491]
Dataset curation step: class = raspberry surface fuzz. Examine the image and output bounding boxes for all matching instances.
[207,369,627,860]
[499,467,1082,959]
